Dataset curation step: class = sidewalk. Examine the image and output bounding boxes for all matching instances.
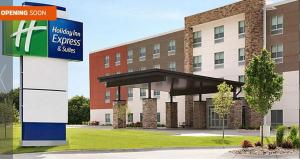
[13,148,298,159]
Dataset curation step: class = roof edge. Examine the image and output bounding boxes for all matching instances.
[90,28,184,54]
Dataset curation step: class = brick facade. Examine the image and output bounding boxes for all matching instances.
[166,102,178,128]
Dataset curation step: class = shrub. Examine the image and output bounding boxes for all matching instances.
[241,140,253,148]
[276,125,286,146]
[268,143,277,150]
[281,139,293,149]
[254,141,262,147]
[288,126,298,140]
[134,122,142,127]
[89,121,99,125]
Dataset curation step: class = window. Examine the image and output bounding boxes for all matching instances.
[154,90,160,98]
[105,90,110,103]
[128,113,133,123]
[128,87,133,100]
[105,114,110,123]
[168,61,176,71]
[104,56,109,68]
[128,68,134,72]
[238,75,245,83]
[139,47,146,61]
[238,20,245,38]
[238,48,245,65]
[140,67,146,71]
[271,110,283,128]
[214,25,224,43]
[115,53,121,66]
[214,52,224,69]
[140,88,146,98]
[193,31,202,48]
[153,64,160,69]
[115,89,119,100]
[153,43,160,59]
[140,113,143,122]
[271,15,283,35]
[271,43,283,63]
[193,55,202,71]
[168,40,176,55]
[127,50,133,64]
[104,73,110,76]
[157,113,160,123]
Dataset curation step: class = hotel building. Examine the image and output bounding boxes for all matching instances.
[90,0,299,129]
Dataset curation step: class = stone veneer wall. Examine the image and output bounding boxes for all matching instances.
[184,0,265,73]
[228,100,244,129]
[193,101,206,129]
[142,98,157,129]
[185,95,194,127]
[112,100,127,129]
[166,102,178,128]
[184,0,264,129]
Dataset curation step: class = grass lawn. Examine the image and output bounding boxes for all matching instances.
[13,125,274,154]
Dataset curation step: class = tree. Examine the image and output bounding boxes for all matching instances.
[212,82,234,142]
[244,49,283,147]
[68,96,90,124]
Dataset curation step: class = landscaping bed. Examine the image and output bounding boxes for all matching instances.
[231,147,297,156]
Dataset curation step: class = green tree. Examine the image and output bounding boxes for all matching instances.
[212,82,234,142]
[244,49,283,147]
[68,96,90,124]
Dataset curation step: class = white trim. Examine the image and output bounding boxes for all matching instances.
[266,0,297,8]
[22,140,66,147]
[90,28,184,54]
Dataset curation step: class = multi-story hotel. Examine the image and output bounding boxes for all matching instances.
[90,0,300,129]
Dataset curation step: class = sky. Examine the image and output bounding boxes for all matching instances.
[12,0,280,98]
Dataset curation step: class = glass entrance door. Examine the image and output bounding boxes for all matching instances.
[208,106,228,128]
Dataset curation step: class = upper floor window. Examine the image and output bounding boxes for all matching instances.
[238,20,245,38]
[238,48,245,66]
[168,40,176,55]
[154,64,160,69]
[140,67,146,71]
[193,55,202,71]
[271,43,283,63]
[168,61,176,71]
[104,56,109,68]
[214,52,224,69]
[271,15,283,35]
[115,53,121,66]
[193,31,202,48]
[153,43,160,59]
[128,68,134,72]
[139,47,146,61]
[105,90,110,103]
[127,50,133,64]
[214,25,224,43]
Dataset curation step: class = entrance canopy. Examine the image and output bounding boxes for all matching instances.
[99,69,243,97]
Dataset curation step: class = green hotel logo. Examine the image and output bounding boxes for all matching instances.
[3,20,48,57]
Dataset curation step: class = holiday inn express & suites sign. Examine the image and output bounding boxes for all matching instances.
[3,18,83,61]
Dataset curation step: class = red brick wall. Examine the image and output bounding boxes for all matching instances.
[89,46,128,109]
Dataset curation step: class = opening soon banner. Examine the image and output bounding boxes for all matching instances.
[3,18,83,61]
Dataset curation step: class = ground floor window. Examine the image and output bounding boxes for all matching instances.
[140,113,143,122]
[208,106,228,128]
[128,113,133,123]
[105,113,110,123]
[271,110,283,128]
[157,113,160,123]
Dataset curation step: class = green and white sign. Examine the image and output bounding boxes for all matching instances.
[3,20,48,57]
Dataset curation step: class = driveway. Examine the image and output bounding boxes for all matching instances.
[14,148,298,159]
